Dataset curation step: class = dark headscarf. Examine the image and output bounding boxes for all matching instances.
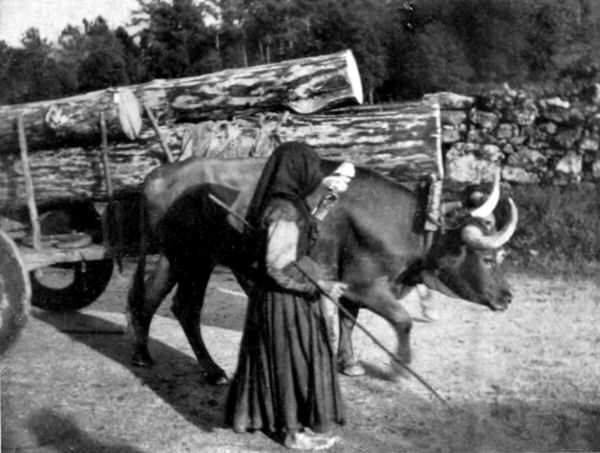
[243,142,324,260]
[245,141,324,229]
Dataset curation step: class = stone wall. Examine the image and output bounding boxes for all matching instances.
[424,84,600,184]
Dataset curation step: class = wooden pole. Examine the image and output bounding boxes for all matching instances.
[100,112,123,271]
[100,113,115,200]
[17,114,42,251]
[143,103,174,163]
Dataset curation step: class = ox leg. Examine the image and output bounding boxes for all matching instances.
[368,292,412,376]
[171,266,228,385]
[128,255,176,367]
[340,280,413,378]
[337,298,366,376]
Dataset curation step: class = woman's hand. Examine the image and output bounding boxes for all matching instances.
[317,280,348,300]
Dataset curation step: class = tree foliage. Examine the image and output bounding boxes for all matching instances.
[1,0,600,105]
[0,29,71,103]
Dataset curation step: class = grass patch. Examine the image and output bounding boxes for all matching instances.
[505,183,600,279]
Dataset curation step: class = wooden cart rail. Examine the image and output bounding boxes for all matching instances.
[18,243,110,272]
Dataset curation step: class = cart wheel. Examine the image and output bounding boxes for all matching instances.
[30,259,114,312]
[0,230,31,355]
[28,202,114,312]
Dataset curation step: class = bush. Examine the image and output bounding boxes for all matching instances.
[507,183,600,277]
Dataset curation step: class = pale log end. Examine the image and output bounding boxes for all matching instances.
[345,49,364,105]
[118,88,143,140]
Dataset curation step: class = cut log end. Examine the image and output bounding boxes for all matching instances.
[32,87,142,149]
[117,88,142,140]
[344,50,364,106]
[286,50,364,114]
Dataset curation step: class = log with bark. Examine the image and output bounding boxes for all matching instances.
[0,101,441,212]
[0,143,158,213]
[174,101,442,180]
[280,102,442,180]
[0,88,142,153]
[0,50,362,154]
[135,49,364,122]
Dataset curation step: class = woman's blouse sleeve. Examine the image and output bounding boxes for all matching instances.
[263,201,320,296]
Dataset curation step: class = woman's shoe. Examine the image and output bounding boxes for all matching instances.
[284,431,339,450]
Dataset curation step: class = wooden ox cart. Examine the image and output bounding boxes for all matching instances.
[0,50,442,353]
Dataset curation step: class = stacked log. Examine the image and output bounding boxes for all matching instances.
[175,102,441,179]
[135,49,364,121]
[0,49,442,213]
[0,88,142,153]
[0,51,361,156]
[0,102,441,209]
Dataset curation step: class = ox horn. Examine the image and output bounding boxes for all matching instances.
[469,168,501,218]
[461,198,518,250]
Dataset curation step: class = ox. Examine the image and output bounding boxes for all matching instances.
[127,151,517,384]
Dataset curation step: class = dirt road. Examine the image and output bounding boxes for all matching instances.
[2,262,600,452]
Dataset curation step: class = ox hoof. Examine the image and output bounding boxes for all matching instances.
[340,362,365,377]
[202,370,229,386]
[213,375,229,386]
[390,357,412,379]
[131,350,154,368]
[421,308,439,322]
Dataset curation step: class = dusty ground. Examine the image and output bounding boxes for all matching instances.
[2,259,600,452]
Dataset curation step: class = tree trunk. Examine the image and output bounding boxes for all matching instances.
[0,142,158,213]
[241,42,248,68]
[0,88,142,154]
[176,101,442,180]
[134,50,364,121]
[0,101,441,213]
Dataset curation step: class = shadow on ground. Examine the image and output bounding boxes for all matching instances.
[27,408,144,453]
[33,310,228,434]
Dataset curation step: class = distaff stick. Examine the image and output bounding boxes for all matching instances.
[208,193,451,410]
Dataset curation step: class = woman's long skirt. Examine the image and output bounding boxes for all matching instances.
[226,287,345,436]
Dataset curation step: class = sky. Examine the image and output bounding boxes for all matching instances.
[0,0,141,46]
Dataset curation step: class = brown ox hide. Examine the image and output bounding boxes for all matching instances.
[127,155,517,384]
